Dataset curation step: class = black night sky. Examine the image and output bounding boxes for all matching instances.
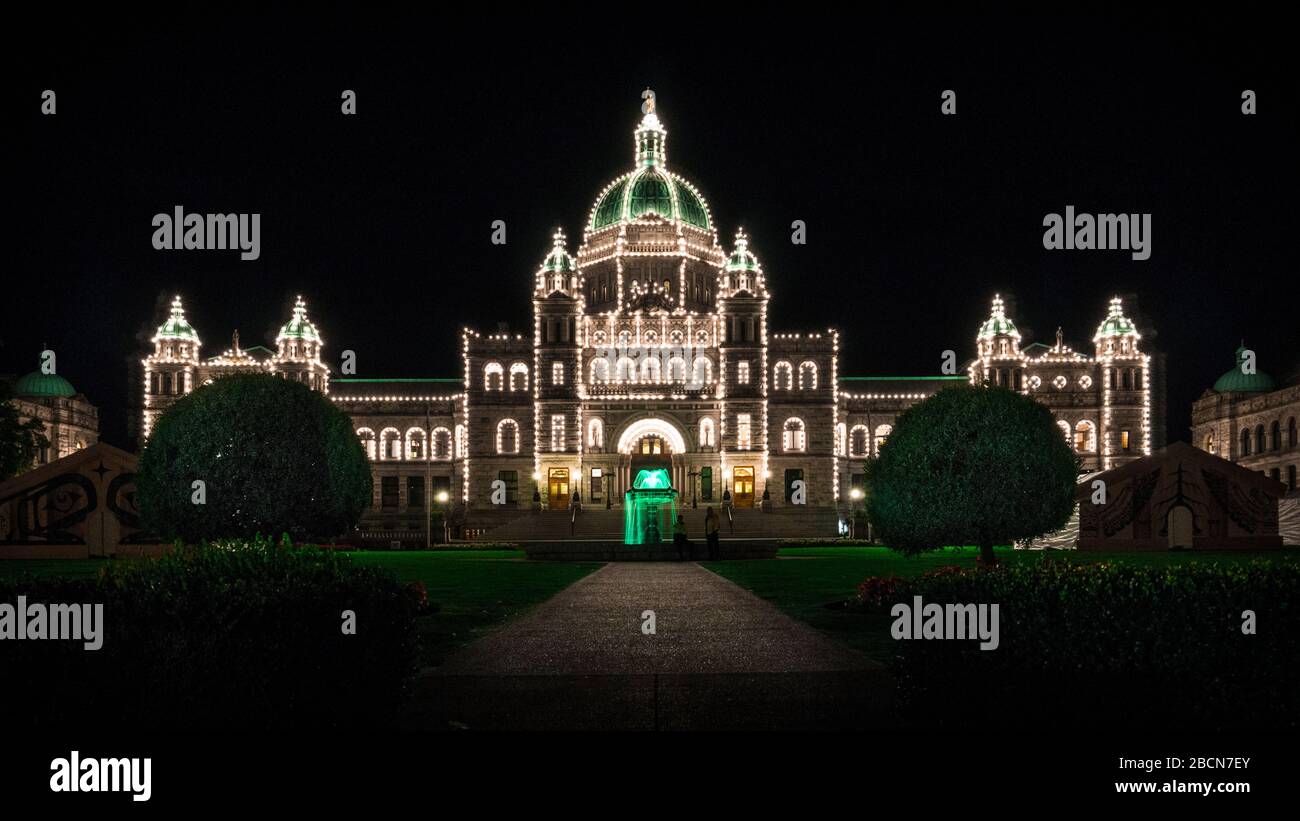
[7,9,1297,447]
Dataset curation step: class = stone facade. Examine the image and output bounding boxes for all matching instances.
[1192,348,1300,493]
[2,371,99,468]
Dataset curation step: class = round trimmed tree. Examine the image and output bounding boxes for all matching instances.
[867,383,1077,565]
[138,373,371,542]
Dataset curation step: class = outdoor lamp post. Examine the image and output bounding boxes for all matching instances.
[688,469,699,508]
[849,487,864,539]
[435,490,450,544]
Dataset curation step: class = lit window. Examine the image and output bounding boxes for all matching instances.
[699,417,715,448]
[510,362,529,391]
[783,418,806,452]
[737,414,752,450]
[737,361,750,384]
[849,425,869,458]
[874,424,892,456]
[551,414,565,452]
[484,362,504,391]
[774,361,793,390]
[552,362,564,385]
[798,361,818,390]
[587,418,604,449]
[496,419,519,454]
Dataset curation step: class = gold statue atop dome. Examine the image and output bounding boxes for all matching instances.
[641,88,656,115]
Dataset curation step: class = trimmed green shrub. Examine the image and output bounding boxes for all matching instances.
[867,560,1300,731]
[0,537,419,731]
[138,373,372,542]
[868,384,1078,564]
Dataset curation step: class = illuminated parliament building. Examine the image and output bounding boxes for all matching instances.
[136,98,1165,534]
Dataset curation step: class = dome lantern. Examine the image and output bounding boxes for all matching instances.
[634,91,667,169]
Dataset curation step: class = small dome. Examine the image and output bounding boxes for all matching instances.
[154,295,200,344]
[1094,296,1138,341]
[540,229,575,274]
[277,296,322,344]
[1213,345,1275,393]
[725,229,760,273]
[15,371,76,398]
[977,294,1020,340]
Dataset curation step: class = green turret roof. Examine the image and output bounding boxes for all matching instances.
[1213,345,1275,393]
[1094,296,1138,341]
[15,370,76,398]
[977,294,1020,340]
[277,296,322,344]
[153,295,200,344]
[540,229,575,274]
[725,229,760,272]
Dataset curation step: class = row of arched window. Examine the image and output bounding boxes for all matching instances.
[357,427,461,461]
[1234,417,1298,458]
[773,360,818,391]
[590,356,713,384]
[1055,419,1098,453]
[837,423,893,458]
[483,362,529,392]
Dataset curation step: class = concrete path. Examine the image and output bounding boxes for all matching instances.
[411,563,896,730]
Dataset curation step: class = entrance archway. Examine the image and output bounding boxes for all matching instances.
[615,417,689,497]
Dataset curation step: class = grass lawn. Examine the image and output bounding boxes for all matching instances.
[704,546,1300,664]
[0,550,602,669]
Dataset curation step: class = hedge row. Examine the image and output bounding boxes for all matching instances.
[856,560,1300,731]
[0,537,420,731]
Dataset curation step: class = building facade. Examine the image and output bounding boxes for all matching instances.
[135,100,1165,533]
[3,370,99,468]
[1192,346,1300,493]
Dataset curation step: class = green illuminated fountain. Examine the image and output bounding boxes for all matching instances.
[624,468,678,545]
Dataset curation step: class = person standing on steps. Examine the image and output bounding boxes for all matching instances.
[704,506,720,560]
[673,514,689,560]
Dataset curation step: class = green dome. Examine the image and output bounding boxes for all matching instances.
[588,105,711,231]
[154,295,200,344]
[1213,346,1275,393]
[1094,296,1138,340]
[540,229,575,273]
[277,296,322,344]
[590,168,711,231]
[977,295,1019,340]
[726,230,760,272]
[15,371,76,398]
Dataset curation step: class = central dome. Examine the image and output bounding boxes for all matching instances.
[587,106,711,231]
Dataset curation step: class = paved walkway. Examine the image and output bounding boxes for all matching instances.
[413,563,896,730]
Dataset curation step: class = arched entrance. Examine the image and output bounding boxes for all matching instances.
[616,417,689,497]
